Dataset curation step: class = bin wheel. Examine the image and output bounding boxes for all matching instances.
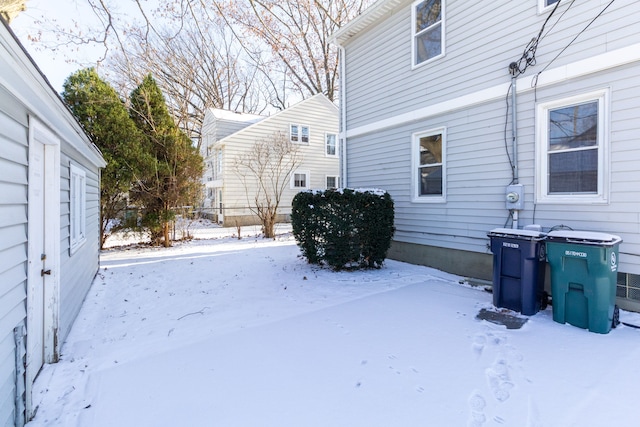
[540,291,549,311]
[612,305,620,329]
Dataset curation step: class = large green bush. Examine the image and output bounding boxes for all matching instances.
[291,189,395,270]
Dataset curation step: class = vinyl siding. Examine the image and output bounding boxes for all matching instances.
[344,0,640,129]
[58,153,102,342]
[204,95,340,222]
[0,102,28,427]
[340,0,640,276]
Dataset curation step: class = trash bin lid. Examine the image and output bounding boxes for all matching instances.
[546,230,622,246]
[487,227,545,240]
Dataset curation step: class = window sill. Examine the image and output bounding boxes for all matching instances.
[69,237,87,255]
[411,196,446,204]
[535,194,609,205]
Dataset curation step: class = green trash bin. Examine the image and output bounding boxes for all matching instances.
[546,230,622,334]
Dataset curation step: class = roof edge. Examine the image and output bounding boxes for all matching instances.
[331,0,408,45]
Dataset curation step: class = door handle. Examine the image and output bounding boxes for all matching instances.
[41,269,51,276]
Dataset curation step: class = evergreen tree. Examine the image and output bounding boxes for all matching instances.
[129,74,204,247]
[62,68,148,248]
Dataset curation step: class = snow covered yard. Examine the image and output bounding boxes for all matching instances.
[27,225,640,427]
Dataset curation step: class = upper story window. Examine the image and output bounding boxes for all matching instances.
[412,127,446,202]
[290,124,310,144]
[412,0,444,67]
[325,133,338,157]
[536,90,609,204]
[69,163,86,253]
[539,0,560,13]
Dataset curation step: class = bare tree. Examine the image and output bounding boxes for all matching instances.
[105,20,265,149]
[233,131,303,238]
[210,0,374,109]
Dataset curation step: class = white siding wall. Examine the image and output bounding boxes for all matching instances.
[341,0,640,275]
[212,95,340,221]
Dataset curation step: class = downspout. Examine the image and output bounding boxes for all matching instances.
[339,45,348,188]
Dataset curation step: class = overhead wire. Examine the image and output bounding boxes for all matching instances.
[532,0,617,93]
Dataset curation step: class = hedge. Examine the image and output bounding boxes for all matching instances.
[291,188,395,270]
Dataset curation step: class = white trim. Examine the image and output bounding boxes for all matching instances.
[346,43,640,138]
[69,163,87,253]
[325,175,340,189]
[537,0,560,14]
[411,127,447,203]
[339,46,348,187]
[325,132,338,157]
[411,0,445,69]
[535,89,610,204]
[291,170,311,189]
[26,117,61,418]
[290,123,310,144]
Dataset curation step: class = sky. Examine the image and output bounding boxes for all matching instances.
[11,0,141,92]
[24,222,640,427]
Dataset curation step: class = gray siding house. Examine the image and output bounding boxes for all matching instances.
[0,19,105,426]
[200,94,340,226]
[333,0,640,311]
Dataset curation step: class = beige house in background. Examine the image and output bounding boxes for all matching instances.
[200,93,340,227]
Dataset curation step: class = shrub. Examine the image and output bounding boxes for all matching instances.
[291,188,395,270]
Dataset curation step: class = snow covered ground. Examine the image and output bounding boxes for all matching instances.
[26,223,640,427]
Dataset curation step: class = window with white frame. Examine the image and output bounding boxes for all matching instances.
[536,90,608,203]
[69,163,86,252]
[325,133,337,157]
[412,0,444,67]
[326,175,339,189]
[290,124,310,144]
[412,128,446,202]
[292,171,310,189]
[538,0,560,13]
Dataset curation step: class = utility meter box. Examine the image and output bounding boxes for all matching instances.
[506,184,524,210]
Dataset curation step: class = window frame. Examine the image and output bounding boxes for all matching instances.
[325,175,340,189]
[411,0,445,68]
[325,133,338,157]
[290,124,310,144]
[291,170,310,189]
[411,127,446,203]
[69,163,87,253]
[538,0,560,14]
[535,89,609,204]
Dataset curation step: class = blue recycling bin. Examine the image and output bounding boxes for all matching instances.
[488,228,546,315]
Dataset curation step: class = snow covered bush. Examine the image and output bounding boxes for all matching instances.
[291,188,395,270]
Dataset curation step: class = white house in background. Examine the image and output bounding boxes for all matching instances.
[0,18,106,426]
[332,0,640,311]
[200,93,340,227]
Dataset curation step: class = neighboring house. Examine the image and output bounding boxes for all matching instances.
[200,94,340,227]
[332,0,640,311]
[0,18,105,426]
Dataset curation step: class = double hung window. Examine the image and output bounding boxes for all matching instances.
[536,90,608,203]
[412,128,446,202]
[325,133,337,157]
[412,0,444,66]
